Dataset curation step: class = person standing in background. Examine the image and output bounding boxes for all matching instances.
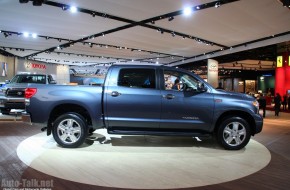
[258,93,266,118]
[288,94,290,111]
[274,93,281,116]
[172,78,181,91]
[282,94,287,110]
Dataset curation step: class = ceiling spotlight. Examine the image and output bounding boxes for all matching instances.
[32,33,37,38]
[23,32,29,38]
[183,7,192,16]
[70,6,77,13]
[196,6,200,10]
[168,16,174,21]
[171,32,176,37]
[91,12,96,17]
[215,2,221,8]
[151,20,155,24]
[102,33,105,36]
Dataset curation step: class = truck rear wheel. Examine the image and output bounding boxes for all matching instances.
[52,113,88,148]
[217,117,251,150]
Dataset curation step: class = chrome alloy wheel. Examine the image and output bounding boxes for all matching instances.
[57,119,82,145]
[223,122,246,147]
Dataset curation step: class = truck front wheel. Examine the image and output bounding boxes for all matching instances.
[52,113,88,148]
[217,117,251,150]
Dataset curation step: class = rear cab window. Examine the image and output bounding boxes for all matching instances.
[117,68,156,89]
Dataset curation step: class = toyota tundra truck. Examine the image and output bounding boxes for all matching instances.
[22,65,263,150]
[0,74,56,114]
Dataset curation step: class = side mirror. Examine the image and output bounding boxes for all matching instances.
[49,80,57,84]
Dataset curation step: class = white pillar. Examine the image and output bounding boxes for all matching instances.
[207,59,218,88]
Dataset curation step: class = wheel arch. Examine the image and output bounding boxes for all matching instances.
[214,110,256,136]
[47,103,92,135]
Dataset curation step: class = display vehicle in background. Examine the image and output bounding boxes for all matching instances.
[0,74,56,115]
[23,65,263,150]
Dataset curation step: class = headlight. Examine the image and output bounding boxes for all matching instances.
[252,100,259,113]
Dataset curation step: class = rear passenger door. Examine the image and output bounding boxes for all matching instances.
[105,67,161,129]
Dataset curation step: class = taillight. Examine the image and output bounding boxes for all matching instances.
[25,88,37,98]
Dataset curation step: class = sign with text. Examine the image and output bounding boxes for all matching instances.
[207,59,218,88]
[25,62,46,70]
[277,56,283,67]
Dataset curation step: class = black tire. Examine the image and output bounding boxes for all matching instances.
[52,113,88,148]
[0,108,10,115]
[217,117,251,150]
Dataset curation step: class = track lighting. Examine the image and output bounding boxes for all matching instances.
[168,16,174,21]
[215,2,221,8]
[282,0,290,7]
[62,5,68,10]
[171,32,175,37]
[151,20,155,24]
[32,0,45,6]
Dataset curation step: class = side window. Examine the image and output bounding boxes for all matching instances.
[164,70,200,91]
[118,68,156,89]
[36,75,46,84]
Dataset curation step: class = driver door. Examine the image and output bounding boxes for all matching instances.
[160,69,214,131]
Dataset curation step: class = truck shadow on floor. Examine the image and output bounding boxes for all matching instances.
[84,133,227,150]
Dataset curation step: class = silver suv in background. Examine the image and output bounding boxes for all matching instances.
[0,74,56,115]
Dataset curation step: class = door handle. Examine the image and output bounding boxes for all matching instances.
[111,91,121,97]
[163,94,175,99]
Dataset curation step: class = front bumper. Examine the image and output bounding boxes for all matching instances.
[0,96,25,109]
[254,113,263,134]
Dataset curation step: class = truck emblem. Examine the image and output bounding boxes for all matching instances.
[17,92,22,95]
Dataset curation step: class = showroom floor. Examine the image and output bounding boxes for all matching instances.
[0,110,290,190]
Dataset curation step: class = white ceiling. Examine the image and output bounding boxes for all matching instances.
[0,0,290,70]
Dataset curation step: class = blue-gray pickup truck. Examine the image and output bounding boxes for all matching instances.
[22,65,263,150]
